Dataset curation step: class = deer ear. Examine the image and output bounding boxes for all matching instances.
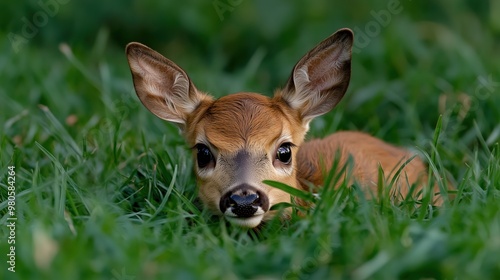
[277,28,353,125]
[126,42,212,127]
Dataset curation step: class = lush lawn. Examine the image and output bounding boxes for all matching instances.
[1,1,499,279]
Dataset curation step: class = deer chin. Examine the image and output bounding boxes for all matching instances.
[224,214,264,228]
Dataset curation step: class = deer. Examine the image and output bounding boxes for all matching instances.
[126,28,443,228]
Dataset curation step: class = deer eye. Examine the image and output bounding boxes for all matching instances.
[276,143,292,164]
[196,144,214,168]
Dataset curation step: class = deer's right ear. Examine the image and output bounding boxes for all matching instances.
[126,42,212,127]
[276,29,353,126]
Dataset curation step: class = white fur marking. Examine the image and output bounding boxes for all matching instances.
[225,214,264,228]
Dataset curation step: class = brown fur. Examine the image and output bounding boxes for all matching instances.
[297,131,442,204]
[182,93,308,217]
[126,28,446,228]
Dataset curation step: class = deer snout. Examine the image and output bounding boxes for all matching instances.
[219,184,269,227]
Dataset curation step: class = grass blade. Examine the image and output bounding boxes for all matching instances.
[263,180,316,202]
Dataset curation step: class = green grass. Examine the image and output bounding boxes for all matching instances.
[1,1,500,279]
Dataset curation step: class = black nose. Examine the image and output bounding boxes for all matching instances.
[219,184,269,218]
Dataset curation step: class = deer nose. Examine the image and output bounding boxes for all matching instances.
[219,184,269,218]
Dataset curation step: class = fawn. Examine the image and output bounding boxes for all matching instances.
[126,28,442,228]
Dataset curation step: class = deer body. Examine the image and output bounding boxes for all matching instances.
[296,131,429,194]
[126,29,440,228]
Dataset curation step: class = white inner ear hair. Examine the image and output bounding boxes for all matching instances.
[289,66,315,109]
[170,73,198,113]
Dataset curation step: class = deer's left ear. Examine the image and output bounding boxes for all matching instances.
[276,28,353,125]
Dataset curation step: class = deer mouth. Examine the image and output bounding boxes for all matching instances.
[223,212,265,228]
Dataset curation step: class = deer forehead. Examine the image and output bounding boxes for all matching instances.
[187,92,304,153]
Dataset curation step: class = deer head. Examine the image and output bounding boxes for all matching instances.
[126,28,353,227]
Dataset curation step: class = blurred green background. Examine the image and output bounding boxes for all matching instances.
[1,0,499,279]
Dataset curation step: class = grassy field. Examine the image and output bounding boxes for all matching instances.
[1,0,499,279]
